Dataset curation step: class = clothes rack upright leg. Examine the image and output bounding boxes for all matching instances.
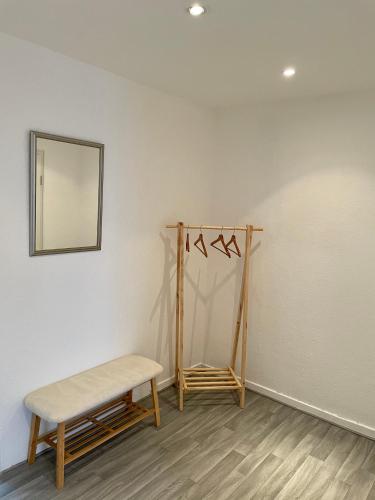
[239,225,253,408]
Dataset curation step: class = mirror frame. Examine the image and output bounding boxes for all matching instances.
[29,131,104,256]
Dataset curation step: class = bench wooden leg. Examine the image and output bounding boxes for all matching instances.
[150,378,160,427]
[56,422,65,489]
[27,414,40,464]
[126,390,133,406]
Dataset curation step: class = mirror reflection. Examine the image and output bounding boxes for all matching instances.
[30,132,104,255]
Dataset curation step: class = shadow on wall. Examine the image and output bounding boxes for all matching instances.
[150,233,206,370]
[151,229,262,370]
[150,233,175,371]
[202,241,261,366]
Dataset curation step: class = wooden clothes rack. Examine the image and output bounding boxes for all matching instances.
[166,222,263,411]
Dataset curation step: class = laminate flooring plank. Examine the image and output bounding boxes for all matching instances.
[231,453,284,500]
[204,470,245,500]
[272,412,319,459]
[98,441,171,481]
[124,449,202,500]
[275,455,323,499]
[311,425,347,460]
[366,481,375,499]
[233,409,296,474]
[343,469,375,500]
[184,450,245,499]
[182,426,244,482]
[96,411,204,479]
[253,431,326,499]
[234,407,295,456]
[2,475,54,500]
[138,410,207,452]
[251,408,303,457]
[362,444,375,476]
[309,419,331,438]
[159,405,227,448]
[51,467,104,499]
[236,447,272,478]
[299,465,334,500]
[336,436,375,484]
[74,480,130,500]
[234,419,272,456]
[153,478,195,500]
[188,404,246,443]
[123,426,244,499]
[0,454,54,497]
[321,478,350,500]
[324,430,358,476]
[91,437,198,499]
[137,404,206,447]
[226,396,287,434]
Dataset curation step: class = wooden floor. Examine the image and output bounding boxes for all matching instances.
[1,387,375,499]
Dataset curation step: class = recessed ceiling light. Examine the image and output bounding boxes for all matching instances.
[283,67,296,78]
[188,4,206,16]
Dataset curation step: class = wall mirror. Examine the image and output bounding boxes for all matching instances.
[29,131,104,256]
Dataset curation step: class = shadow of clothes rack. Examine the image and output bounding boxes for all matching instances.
[165,222,263,411]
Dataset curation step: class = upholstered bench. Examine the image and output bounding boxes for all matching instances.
[24,354,163,489]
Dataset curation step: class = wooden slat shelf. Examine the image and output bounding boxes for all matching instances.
[38,399,153,465]
[182,367,242,392]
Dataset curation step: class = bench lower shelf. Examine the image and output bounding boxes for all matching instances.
[37,395,154,465]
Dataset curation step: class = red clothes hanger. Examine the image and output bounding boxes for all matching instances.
[226,229,241,257]
[211,227,231,258]
[194,227,208,258]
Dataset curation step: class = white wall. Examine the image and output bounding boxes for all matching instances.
[210,91,375,436]
[0,33,214,470]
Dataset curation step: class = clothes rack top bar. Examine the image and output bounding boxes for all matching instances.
[165,224,263,232]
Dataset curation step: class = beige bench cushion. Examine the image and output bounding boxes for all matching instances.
[24,354,163,423]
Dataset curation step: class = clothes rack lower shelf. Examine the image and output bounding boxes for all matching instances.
[182,366,243,392]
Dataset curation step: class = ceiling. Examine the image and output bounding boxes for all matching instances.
[1,0,375,108]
